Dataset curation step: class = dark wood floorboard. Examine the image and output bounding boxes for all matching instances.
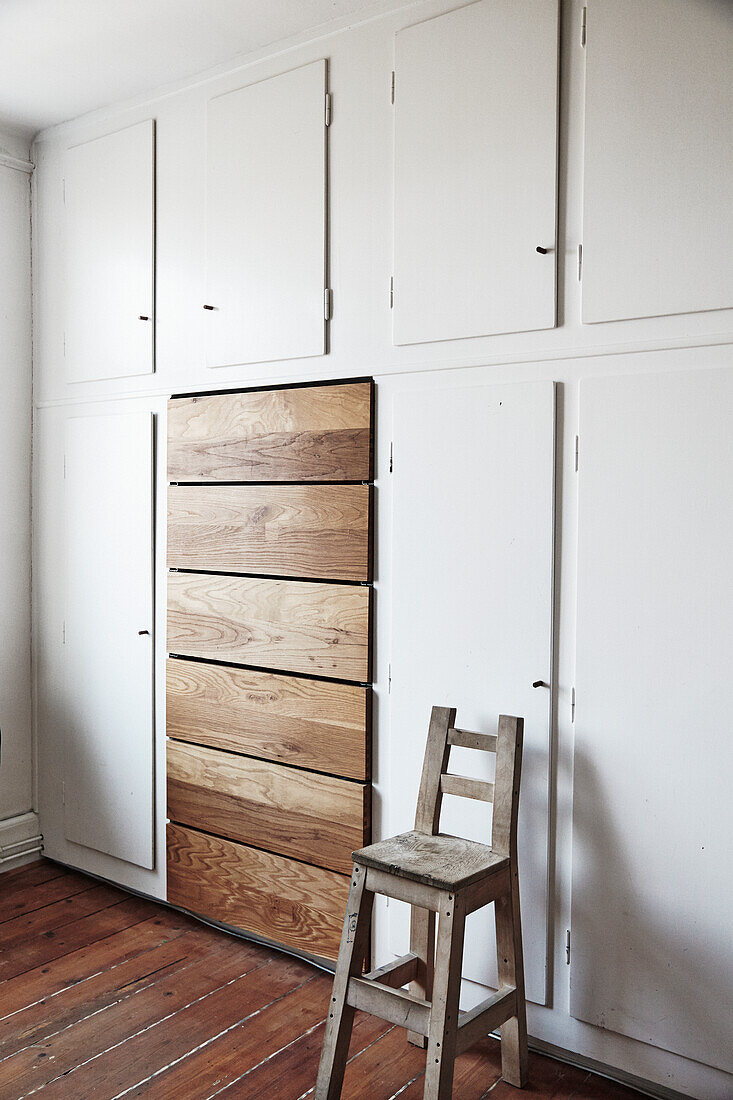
[0,860,647,1100]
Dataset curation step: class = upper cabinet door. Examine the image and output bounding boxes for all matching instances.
[393,0,559,346]
[205,61,328,369]
[64,120,155,383]
[582,1,733,323]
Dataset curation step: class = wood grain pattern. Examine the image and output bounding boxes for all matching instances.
[166,659,370,780]
[167,483,371,581]
[167,382,372,483]
[167,741,369,875]
[167,573,370,681]
[166,823,350,962]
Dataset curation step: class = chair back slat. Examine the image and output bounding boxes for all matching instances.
[414,706,456,835]
[415,706,523,854]
[440,774,494,802]
[447,728,498,752]
[490,714,524,858]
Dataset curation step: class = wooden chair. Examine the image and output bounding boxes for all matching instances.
[315,706,528,1099]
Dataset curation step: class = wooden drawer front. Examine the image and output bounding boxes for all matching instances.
[167,483,371,582]
[167,382,372,483]
[166,659,369,780]
[166,823,349,962]
[167,573,370,681]
[167,741,368,875]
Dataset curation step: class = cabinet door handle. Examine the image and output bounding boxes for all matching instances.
[203,304,216,310]
[532,680,549,688]
[138,629,150,636]
[138,315,150,320]
[536,246,550,255]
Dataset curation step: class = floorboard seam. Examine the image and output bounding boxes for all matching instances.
[15,958,279,1099]
[110,973,322,1099]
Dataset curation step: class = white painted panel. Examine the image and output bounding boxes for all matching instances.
[393,0,559,346]
[64,120,155,382]
[572,368,733,1072]
[205,60,327,367]
[63,412,155,869]
[582,0,733,323]
[387,380,555,1005]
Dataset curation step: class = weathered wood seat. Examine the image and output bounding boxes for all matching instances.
[353,830,508,891]
[315,706,528,1099]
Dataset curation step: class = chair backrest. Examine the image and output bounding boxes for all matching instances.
[413,705,524,859]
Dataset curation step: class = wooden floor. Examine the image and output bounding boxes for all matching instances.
[0,860,645,1100]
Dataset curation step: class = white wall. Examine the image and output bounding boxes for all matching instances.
[0,130,34,832]
[30,2,733,1096]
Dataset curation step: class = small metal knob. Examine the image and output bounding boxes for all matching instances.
[536,246,549,255]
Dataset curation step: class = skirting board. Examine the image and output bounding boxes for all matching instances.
[0,811,43,870]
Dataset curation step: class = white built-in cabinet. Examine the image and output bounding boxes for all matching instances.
[64,120,155,383]
[572,367,733,1073]
[386,378,555,1006]
[392,0,559,344]
[204,60,329,368]
[581,0,733,323]
[63,412,155,869]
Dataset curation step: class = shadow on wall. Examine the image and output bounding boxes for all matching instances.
[570,750,732,1072]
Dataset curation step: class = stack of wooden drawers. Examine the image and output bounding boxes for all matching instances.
[165,380,373,963]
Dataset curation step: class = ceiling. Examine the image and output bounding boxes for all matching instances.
[0,0,401,138]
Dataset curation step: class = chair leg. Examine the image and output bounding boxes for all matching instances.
[408,904,436,1047]
[495,865,528,1088]
[315,863,373,1100]
[423,892,465,1100]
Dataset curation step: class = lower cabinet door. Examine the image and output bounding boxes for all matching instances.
[166,823,349,962]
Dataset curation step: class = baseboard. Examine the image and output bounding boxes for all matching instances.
[0,811,43,870]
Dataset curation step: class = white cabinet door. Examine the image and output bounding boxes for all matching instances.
[393,0,559,345]
[582,0,733,323]
[572,369,733,1072]
[64,412,155,869]
[64,121,155,383]
[205,61,327,368]
[387,380,555,1005]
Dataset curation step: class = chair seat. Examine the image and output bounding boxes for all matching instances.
[352,830,509,892]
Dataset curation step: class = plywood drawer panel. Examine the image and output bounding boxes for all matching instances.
[167,483,371,582]
[167,573,370,681]
[166,658,369,780]
[167,741,369,875]
[166,822,349,962]
[167,382,372,483]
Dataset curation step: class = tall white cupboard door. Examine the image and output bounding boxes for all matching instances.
[393,0,559,346]
[64,412,155,869]
[572,369,733,1072]
[582,1,733,323]
[388,380,555,1005]
[205,61,328,368]
[64,121,155,383]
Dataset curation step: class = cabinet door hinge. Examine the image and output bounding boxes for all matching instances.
[62,780,65,805]
[389,441,394,473]
[571,686,576,723]
[324,287,332,321]
[581,7,587,47]
[62,621,66,644]
[574,435,579,472]
[388,663,392,693]
[566,929,571,964]
[390,70,395,105]
[325,92,332,126]
[577,243,583,281]
[389,275,394,309]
